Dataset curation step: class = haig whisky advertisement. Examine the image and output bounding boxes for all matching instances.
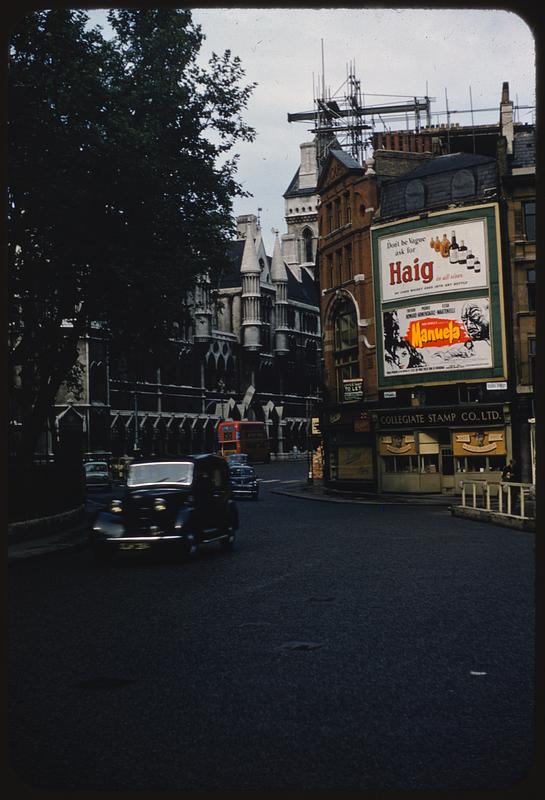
[375,214,489,303]
[382,297,492,377]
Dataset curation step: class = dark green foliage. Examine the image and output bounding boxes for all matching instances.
[8,8,256,461]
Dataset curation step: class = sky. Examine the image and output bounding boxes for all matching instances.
[86,6,536,254]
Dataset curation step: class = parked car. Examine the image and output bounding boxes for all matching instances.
[84,461,112,490]
[88,454,238,563]
[229,465,260,500]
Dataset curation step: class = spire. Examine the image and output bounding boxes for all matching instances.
[270,232,287,283]
[240,222,260,274]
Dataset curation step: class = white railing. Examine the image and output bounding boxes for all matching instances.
[459,480,535,520]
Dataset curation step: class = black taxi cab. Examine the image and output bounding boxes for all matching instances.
[89,454,238,563]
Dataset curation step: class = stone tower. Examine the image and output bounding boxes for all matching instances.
[281,139,319,279]
[270,232,289,355]
[240,221,262,352]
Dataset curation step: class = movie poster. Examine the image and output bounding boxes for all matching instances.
[377,217,489,303]
[382,297,492,377]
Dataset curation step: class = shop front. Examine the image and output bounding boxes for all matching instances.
[323,408,376,490]
[374,404,510,495]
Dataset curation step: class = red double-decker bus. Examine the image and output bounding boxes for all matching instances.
[217,421,270,463]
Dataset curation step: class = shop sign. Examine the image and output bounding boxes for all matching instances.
[384,391,397,398]
[379,433,417,456]
[452,430,506,456]
[354,412,370,433]
[486,381,507,390]
[337,446,374,480]
[343,378,364,403]
[377,405,504,429]
[311,417,321,435]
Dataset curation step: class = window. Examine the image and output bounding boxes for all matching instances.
[326,255,333,289]
[529,336,536,386]
[527,269,536,311]
[383,455,418,473]
[333,300,359,402]
[302,228,313,263]
[523,201,535,241]
[336,250,343,284]
[345,246,352,280]
[405,179,426,210]
[327,204,333,232]
[335,199,342,228]
[451,170,475,201]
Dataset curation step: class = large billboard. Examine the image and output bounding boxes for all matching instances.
[383,297,492,377]
[379,217,489,302]
[371,204,507,388]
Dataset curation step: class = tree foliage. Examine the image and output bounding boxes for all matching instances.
[8,8,256,461]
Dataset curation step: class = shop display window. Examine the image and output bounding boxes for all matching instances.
[420,454,439,474]
[382,455,418,473]
[456,456,506,473]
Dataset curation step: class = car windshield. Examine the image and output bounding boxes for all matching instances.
[230,467,254,478]
[127,462,194,487]
[85,463,108,473]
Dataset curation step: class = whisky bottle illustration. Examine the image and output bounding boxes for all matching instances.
[473,258,481,274]
[449,231,459,263]
[466,250,475,270]
[458,240,467,265]
[440,233,451,257]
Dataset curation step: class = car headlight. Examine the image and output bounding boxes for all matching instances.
[154,498,167,512]
[110,499,123,513]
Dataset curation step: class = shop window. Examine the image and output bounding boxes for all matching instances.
[488,456,505,472]
[456,455,500,473]
[383,455,418,473]
[527,269,535,312]
[420,454,439,474]
[523,201,535,241]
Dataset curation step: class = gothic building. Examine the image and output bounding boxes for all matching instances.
[54,143,322,461]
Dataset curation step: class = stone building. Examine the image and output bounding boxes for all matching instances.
[52,140,323,461]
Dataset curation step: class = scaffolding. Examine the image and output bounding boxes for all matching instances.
[287,53,535,167]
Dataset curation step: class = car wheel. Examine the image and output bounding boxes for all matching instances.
[220,526,236,552]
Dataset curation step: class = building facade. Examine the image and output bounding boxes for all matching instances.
[317,82,535,493]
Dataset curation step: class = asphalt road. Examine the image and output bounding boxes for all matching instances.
[8,460,535,792]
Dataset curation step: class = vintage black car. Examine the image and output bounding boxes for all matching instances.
[229,465,260,499]
[89,454,238,563]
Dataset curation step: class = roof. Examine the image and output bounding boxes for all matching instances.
[218,240,245,288]
[329,148,364,171]
[512,130,535,169]
[286,267,320,306]
[283,167,317,198]
[395,152,495,181]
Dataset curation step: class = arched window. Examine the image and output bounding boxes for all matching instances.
[405,179,426,212]
[451,169,475,200]
[333,299,359,402]
[302,227,313,263]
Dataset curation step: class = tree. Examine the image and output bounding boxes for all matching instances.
[8,8,256,463]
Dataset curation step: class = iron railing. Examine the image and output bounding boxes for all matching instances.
[459,480,535,521]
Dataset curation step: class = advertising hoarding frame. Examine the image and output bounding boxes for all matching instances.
[371,203,507,389]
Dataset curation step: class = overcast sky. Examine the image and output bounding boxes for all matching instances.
[87,6,536,253]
